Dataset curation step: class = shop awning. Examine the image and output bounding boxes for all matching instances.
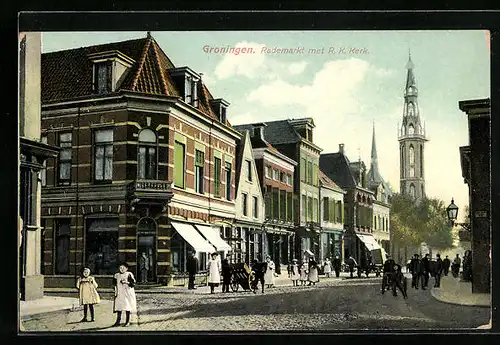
[356,234,382,251]
[171,221,215,253]
[194,224,232,251]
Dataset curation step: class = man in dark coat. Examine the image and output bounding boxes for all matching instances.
[382,255,396,293]
[221,257,233,293]
[332,256,342,278]
[392,264,408,299]
[346,256,357,278]
[442,255,451,276]
[421,254,431,290]
[186,251,199,290]
[434,254,444,288]
[410,254,421,289]
[251,258,267,294]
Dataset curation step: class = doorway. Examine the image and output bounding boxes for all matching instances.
[137,217,157,283]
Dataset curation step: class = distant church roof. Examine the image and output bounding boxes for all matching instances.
[367,122,393,197]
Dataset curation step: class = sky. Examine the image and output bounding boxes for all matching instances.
[42,30,490,222]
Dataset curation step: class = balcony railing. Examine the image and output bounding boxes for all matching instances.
[127,180,173,203]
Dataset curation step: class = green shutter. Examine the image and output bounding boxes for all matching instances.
[340,201,344,223]
[214,157,221,197]
[300,158,306,182]
[330,199,335,222]
[174,141,185,188]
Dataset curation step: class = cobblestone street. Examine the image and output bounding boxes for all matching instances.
[21,275,490,332]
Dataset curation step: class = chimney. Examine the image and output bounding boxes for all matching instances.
[252,123,267,142]
[339,143,345,154]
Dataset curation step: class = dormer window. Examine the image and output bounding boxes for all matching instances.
[88,50,135,95]
[210,98,230,124]
[170,67,201,107]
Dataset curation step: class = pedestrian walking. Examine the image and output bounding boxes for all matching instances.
[138,252,150,283]
[452,253,461,278]
[289,259,300,286]
[221,257,233,293]
[443,255,451,276]
[463,250,472,281]
[323,257,332,278]
[307,256,319,286]
[207,252,221,294]
[434,254,443,288]
[299,260,308,286]
[391,264,408,299]
[332,256,341,278]
[410,254,421,289]
[382,255,396,294]
[187,251,199,290]
[76,267,100,322]
[251,258,267,293]
[420,254,430,290]
[112,263,137,327]
[346,256,357,278]
[264,256,276,288]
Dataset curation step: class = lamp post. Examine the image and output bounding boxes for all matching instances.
[446,198,471,244]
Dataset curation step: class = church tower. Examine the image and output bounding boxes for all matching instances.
[399,52,428,201]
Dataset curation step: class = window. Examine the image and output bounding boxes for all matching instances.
[408,123,415,135]
[308,196,313,221]
[313,164,318,186]
[286,192,293,222]
[192,79,199,108]
[286,174,292,185]
[137,129,157,180]
[420,145,423,178]
[225,162,232,200]
[94,129,113,182]
[246,160,252,181]
[220,106,227,124]
[94,61,112,94]
[265,166,271,178]
[280,172,286,183]
[336,201,343,223]
[214,157,221,197]
[195,150,204,194]
[386,219,389,232]
[307,161,313,184]
[323,197,329,221]
[301,195,307,219]
[300,158,306,182]
[58,132,72,185]
[174,141,185,188]
[242,193,248,216]
[41,136,48,186]
[85,218,119,275]
[185,76,192,104]
[273,169,279,180]
[409,145,415,177]
[280,190,286,220]
[374,216,377,230]
[272,188,279,219]
[55,219,71,274]
[409,184,416,199]
[264,187,271,219]
[401,145,405,178]
[313,198,318,222]
[329,199,335,222]
[253,196,258,218]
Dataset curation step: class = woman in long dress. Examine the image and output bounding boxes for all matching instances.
[308,256,319,286]
[299,260,308,286]
[323,258,332,278]
[290,259,300,286]
[77,267,100,322]
[113,262,137,327]
[207,252,221,294]
[264,256,276,288]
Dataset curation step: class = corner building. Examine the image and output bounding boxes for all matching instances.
[40,34,239,287]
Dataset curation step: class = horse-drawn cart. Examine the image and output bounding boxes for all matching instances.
[230,263,255,292]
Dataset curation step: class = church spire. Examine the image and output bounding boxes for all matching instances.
[405,50,417,91]
[368,121,383,186]
[371,120,378,163]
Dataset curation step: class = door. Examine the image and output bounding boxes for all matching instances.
[137,217,157,283]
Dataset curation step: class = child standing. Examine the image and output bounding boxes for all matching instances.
[299,260,308,286]
[113,263,137,327]
[76,267,101,322]
[290,259,300,286]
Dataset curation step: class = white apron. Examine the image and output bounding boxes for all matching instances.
[77,276,101,305]
[264,260,276,285]
[308,266,319,282]
[323,261,332,274]
[207,259,221,284]
[299,265,308,281]
[290,264,300,281]
[113,272,137,313]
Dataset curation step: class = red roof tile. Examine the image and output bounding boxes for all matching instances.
[319,170,344,192]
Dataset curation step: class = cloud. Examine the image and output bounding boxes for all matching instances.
[373,67,395,78]
[214,42,267,80]
[288,61,308,75]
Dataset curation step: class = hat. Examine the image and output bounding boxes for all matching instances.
[211,252,218,256]
[292,259,298,262]
[119,262,129,268]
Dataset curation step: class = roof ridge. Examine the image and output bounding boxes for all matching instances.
[42,37,147,55]
[151,39,169,95]
[131,36,153,90]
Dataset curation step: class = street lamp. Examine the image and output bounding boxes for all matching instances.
[446,198,470,231]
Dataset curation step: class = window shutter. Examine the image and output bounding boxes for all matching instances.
[106,60,113,92]
[174,142,185,188]
[340,201,344,223]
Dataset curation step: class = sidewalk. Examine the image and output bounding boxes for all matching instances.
[430,275,490,307]
[20,296,79,317]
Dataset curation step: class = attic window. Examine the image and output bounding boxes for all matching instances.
[220,105,227,123]
[94,61,112,94]
[184,76,199,107]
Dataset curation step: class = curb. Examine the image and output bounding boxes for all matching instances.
[430,287,490,308]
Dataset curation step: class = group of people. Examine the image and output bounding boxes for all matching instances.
[451,250,472,281]
[381,255,408,298]
[75,262,137,327]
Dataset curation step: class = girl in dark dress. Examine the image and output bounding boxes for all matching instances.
[221,258,233,293]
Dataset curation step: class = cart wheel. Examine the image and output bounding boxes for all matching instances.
[231,278,239,292]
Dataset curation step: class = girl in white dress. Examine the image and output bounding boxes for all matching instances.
[299,260,308,286]
[113,263,137,327]
[323,258,332,278]
[207,253,221,294]
[77,267,100,322]
[308,257,319,286]
[290,259,300,286]
[264,256,276,288]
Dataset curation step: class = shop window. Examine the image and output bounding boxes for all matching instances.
[85,218,119,275]
[55,219,71,274]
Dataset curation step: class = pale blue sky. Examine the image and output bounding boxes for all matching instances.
[42,31,490,221]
